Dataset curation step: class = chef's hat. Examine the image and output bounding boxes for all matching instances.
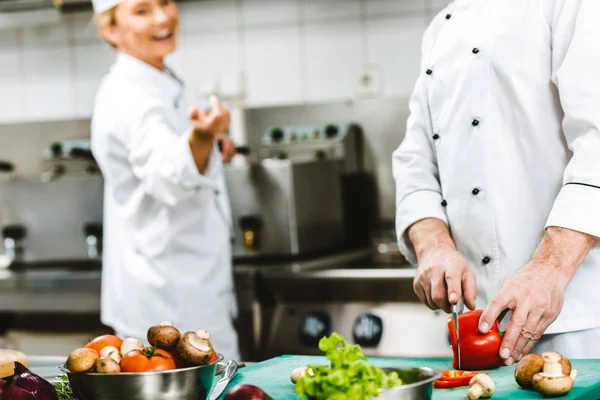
[91,0,122,13]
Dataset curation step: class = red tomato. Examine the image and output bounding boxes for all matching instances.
[84,334,123,355]
[208,344,218,364]
[121,347,177,373]
[434,370,486,389]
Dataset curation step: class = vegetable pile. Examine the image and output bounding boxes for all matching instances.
[293,333,403,400]
[0,361,58,400]
[65,321,218,375]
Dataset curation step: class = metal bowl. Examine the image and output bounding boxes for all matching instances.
[62,354,224,400]
[376,367,442,400]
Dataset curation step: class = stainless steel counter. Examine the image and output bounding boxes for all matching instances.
[0,248,410,313]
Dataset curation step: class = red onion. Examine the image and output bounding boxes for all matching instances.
[0,379,35,400]
[8,362,58,400]
[0,378,5,394]
[224,384,273,400]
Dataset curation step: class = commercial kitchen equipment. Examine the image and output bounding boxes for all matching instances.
[257,266,453,360]
[0,137,104,269]
[224,121,378,261]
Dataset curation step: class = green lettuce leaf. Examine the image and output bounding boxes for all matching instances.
[295,333,403,400]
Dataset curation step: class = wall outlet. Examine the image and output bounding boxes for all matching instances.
[356,63,384,97]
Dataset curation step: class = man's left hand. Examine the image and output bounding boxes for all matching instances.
[477,263,566,366]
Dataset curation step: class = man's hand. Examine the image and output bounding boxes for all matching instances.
[408,218,477,313]
[478,263,565,366]
[413,246,477,313]
[478,227,597,366]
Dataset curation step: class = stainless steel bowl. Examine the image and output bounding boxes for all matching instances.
[63,354,224,400]
[376,367,442,400]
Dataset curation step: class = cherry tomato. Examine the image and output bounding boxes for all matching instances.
[121,347,177,373]
[84,334,123,355]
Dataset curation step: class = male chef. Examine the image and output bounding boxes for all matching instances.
[393,0,600,365]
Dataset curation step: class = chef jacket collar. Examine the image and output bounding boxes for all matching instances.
[113,51,184,108]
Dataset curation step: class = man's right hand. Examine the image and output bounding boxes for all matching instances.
[413,246,477,313]
[407,217,477,313]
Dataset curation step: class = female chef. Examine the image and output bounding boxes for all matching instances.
[89,0,240,361]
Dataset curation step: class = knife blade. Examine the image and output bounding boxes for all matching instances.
[210,360,239,400]
[452,298,464,370]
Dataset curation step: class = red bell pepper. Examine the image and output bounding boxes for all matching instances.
[447,309,503,370]
[434,370,485,388]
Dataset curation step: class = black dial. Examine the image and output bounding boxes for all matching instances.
[325,124,339,139]
[270,128,285,143]
[50,142,63,158]
[298,311,332,347]
[352,313,383,348]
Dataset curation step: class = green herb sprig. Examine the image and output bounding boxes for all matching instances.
[52,374,76,400]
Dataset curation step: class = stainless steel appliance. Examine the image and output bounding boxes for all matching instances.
[225,121,377,260]
[225,158,345,259]
[0,126,104,269]
[258,267,453,360]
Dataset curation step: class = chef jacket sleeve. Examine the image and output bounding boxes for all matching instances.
[127,101,221,207]
[392,28,449,266]
[544,0,600,240]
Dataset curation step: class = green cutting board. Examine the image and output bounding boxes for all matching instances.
[215,355,600,399]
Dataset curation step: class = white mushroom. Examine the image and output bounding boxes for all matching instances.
[466,374,495,400]
[120,338,144,356]
[290,366,314,384]
[99,346,122,363]
[95,356,121,374]
[532,351,576,397]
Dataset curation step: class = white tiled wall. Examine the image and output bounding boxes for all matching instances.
[0,0,449,124]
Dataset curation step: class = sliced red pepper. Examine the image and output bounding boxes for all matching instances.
[447,309,504,370]
[434,380,468,388]
[434,370,487,388]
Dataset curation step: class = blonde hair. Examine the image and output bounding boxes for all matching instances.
[93,7,117,48]
[93,7,116,27]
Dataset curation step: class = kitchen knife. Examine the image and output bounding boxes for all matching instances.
[210,360,239,400]
[452,298,464,370]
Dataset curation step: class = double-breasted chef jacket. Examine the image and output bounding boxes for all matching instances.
[393,0,600,335]
[91,52,240,361]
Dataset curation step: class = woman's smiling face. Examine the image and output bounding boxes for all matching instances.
[101,0,179,68]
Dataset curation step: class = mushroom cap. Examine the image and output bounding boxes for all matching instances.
[99,346,122,363]
[532,373,574,397]
[176,331,213,366]
[95,356,121,374]
[560,357,572,376]
[67,348,99,373]
[515,353,545,389]
[470,373,495,395]
[120,338,144,356]
[148,324,181,348]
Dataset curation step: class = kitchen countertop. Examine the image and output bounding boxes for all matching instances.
[217,355,600,400]
[0,248,413,313]
[26,355,600,400]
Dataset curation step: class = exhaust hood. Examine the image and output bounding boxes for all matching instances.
[0,0,92,13]
[0,0,212,13]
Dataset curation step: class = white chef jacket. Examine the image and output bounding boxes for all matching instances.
[393,0,600,335]
[90,52,240,361]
